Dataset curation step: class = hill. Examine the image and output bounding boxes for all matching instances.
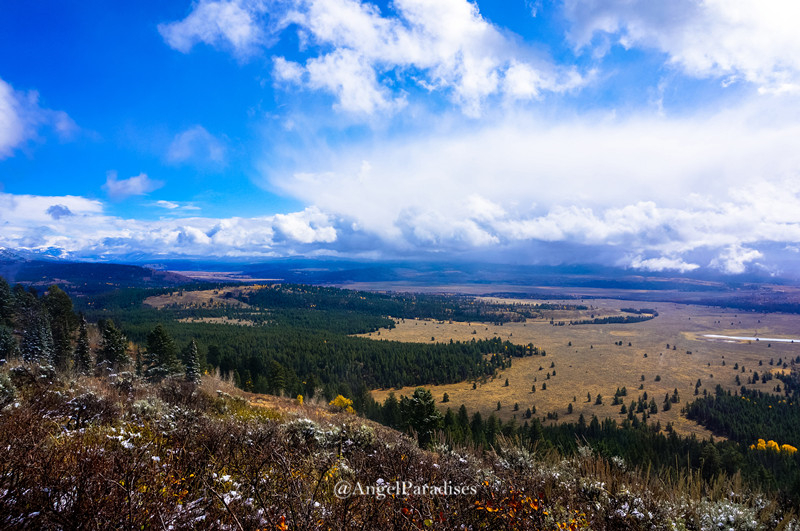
[1,367,796,530]
[0,252,192,295]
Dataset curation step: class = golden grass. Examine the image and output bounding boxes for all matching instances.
[176,316,256,326]
[368,298,800,439]
[143,286,259,309]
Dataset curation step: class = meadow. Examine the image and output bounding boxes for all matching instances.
[368,298,800,438]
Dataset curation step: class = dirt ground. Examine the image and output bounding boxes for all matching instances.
[368,298,800,439]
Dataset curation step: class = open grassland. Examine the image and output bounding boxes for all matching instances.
[369,299,800,439]
[143,286,263,309]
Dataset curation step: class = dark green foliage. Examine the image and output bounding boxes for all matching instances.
[44,285,78,370]
[570,314,656,325]
[242,283,533,323]
[184,339,201,383]
[686,385,799,449]
[0,277,13,327]
[398,388,442,448]
[20,306,54,364]
[73,316,92,374]
[97,319,128,368]
[0,325,19,360]
[145,324,181,381]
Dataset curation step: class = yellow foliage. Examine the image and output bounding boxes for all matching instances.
[767,440,780,452]
[329,395,355,414]
[752,438,798,454]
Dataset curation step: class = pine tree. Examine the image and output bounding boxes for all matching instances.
[0,277,14,327]
[0,325,19,360]
[44,285,77,370]
[73,315,92,374]
[97,319,129,369]
[20,307,54,364]
[145,323,180,381]
[399,388,443,448]
[184,339,201,383]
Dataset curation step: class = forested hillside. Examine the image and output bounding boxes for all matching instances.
[3,274,800,521]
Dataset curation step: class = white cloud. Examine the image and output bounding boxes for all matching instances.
[0,192,339,258]
[302,49,404,114]
[273,207,337,243]
[167,125,226,166]
[162,0,585,116]
[564,0,800,93]
[710,245,763,274]
[263,94,800,271]
[629,256,699,273]
[158,0,267,57]
[0,193,103,224]
[0,77,75,158]
[103,171,164,201]
[151,200,201,211]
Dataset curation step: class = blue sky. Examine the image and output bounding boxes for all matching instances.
[2,0,800,276]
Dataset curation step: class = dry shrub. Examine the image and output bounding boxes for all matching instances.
[0,367,795,530]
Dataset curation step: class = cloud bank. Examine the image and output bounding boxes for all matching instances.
[0,192,339,259]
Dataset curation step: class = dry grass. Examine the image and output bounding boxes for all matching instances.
[143,286,264,309]
[369,298,800,439]
[177,316,257,326]
[3,364,792,530]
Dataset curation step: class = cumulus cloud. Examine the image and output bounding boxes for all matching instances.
[0,77,75,158]
[161,0,585,116]
[0,192,339,259]
[273,207,338,244]
[263,95,800,272]
[103,171,164,201]
[158,0,268,58]
[710,245,764,274]
[167,125,226,167]
[564,0,800,93]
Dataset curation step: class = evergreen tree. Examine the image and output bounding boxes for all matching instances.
[399,388,443,448]
[382,392,401,429]
[97,319,129,369]
[0,325,19,360]
[20,307,54,364]
[73,315,92,374]
[267,359,286,395]
[145,323,180,380]
[184,339,201,383]
[457,404,470,436]
[0,277,14,327]
[44,285,78,370]
[11,285,37,316]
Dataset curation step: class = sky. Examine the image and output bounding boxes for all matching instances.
[2,0,800,276]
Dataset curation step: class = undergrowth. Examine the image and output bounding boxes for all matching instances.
[0,364,797,530]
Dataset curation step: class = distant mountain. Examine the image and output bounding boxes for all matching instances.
[141,258,788,291]
[0,252,192,295]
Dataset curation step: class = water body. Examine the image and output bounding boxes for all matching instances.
[703,334,800,343]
